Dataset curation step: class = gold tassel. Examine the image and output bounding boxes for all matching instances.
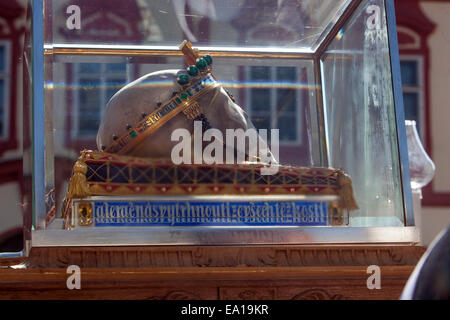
[67,159,90,199]
[337,170,359,211]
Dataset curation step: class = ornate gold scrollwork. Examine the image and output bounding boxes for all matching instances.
[78,202,93,226]
[182,102,202,120]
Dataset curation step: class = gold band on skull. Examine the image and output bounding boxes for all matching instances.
[105,75,220,154]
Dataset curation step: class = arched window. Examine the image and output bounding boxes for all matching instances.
[395,1,434,145]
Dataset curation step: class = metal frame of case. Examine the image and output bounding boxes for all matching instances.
[0,0,417,257]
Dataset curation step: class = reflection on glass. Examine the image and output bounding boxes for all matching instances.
[46,0,352,51]
[321,0,404,226]
[33,0,411,234]
[48,56,317,216]
[78,78,101,137]
[72,63,127,139]
[406,120,435,190]
[248,65,301,144]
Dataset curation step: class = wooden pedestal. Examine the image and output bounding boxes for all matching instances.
[0,245,425,300]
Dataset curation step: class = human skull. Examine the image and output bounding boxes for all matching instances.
[97,69,275,163]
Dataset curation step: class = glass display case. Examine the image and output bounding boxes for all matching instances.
[5,0,418,255]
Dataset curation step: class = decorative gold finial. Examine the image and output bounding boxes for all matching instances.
[179,40,199,65]
[177,40,214,85]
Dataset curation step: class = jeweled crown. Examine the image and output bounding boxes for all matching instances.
[103,41,218,155]
[177,40,214,86]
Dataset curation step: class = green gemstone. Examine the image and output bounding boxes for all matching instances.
[175,97,182,104]
[177,74,190,85]
[180,93,188,100]
[196,57,207,70]
[203,54,212,65]
[129,130,137,138]
[187,65,199,77]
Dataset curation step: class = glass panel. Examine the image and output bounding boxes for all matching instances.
[247,64,309,147]
[78,63,100,74]
[71,63,128,139]
[105,63,126,74]
[46,0,352,51]
[29,0,416,244]
[105,78,125,101]
[275,67,298,143]
[251,89,271,112]
[251,115,271,131]
[321,0,404,227]
[251,66,270,80]
[77,78,101,137]
[278,115,297,141]
[48,55,317,219]
[277,89,296,113]
[276,66,296,80]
